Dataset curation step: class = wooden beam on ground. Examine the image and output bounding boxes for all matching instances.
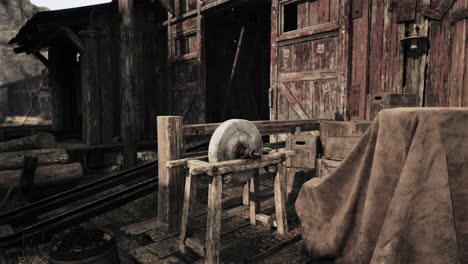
[0,133,57,153]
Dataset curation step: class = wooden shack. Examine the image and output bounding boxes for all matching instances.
[164,0,467,122]
[10,1,167,145]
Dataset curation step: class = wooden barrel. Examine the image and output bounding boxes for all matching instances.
[49,227,120,264]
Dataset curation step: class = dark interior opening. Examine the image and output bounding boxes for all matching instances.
[205,1,271,123]
[283,2,298,32]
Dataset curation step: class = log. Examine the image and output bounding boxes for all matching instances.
[0,149,69,170]
[0,133,57,153]
[0,163,83,190]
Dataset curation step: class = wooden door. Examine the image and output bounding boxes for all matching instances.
[271,0,351,121]
[168,10,205,124]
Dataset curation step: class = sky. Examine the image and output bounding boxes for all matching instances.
[30,0,112,10]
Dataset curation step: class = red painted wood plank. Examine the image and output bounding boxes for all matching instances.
[349,0,370,119]
[271,0,279,120]
[396,0,418,22]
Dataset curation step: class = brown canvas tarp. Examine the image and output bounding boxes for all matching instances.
[296,108,468,263]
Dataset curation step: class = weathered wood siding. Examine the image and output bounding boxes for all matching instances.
[168,14,205,124]
[168,0,467,122]
[271,0,350,122]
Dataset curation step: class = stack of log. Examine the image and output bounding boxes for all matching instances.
[0,133,83,191]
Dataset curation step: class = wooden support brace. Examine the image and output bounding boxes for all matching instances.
[179,173,199,253]
[205,174,223,264]
[274,163,288,235]
[249,170,260,225]
[243,182,249,206]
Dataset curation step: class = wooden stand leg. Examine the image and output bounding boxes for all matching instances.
[249,170,260,225]
[179,173,198,253]
[205,174,223,264]
[243,182,249,205]
[274,164,288,235]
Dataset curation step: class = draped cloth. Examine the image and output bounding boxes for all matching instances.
[296,108,468,263]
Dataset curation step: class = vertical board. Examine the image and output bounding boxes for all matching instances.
[448,0,468,106]
[369,0,405,94]
[349,0,370,119]
[425,17,451,106]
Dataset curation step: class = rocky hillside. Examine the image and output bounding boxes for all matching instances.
[0,0,50,124]
[0,0,47,86]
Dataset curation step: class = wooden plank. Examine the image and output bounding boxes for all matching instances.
[162,0,251,26]
[244,234,302,263]
[317,158,342,178]
[249,170,260,225]
[451,8,468,23]
[184,215,250,257]
[120,218,158,235]
[146,236,180,258]
[278,70,337,82]
[423,0,456,20]
[275,23,340,43]
[205,174,223,264]
[179,173,199,253]
[448,0,468,106]
[157,116,185,231]
[337,0,351,120]
[183,119,323,136]
[274,164,288,235]
[396,0,418,22]
[187,151,295,176]
[271,0,279,124]
[79,30,103,145]
[425,17,451,106]
[349,0,370,120]
[277,83,310,119]
[196,0,206,124]
[243,182,250,206]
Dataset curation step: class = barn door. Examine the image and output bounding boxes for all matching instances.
[271,0,350,121]
[168,4,205,124]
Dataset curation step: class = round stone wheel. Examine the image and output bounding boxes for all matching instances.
[208,119,262,183]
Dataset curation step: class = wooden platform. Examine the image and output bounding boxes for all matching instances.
[83,171,326,264]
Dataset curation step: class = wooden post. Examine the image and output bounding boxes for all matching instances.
[249,170,260,225]
[274,163,288,235]
[196,0,206,124]
[206,174,223,264]
[119,0,140,168]
[19,156,38,194]
[157,116,184,231]
[79,29,104,145]
[242,182,249,205]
